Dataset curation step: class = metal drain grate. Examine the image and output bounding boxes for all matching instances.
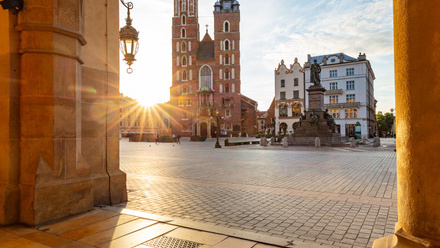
[144,236,203,248]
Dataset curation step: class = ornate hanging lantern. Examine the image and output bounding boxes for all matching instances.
[119,0,139,74]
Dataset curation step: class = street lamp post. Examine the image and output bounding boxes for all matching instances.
[215,110,222,148]
[119,0,139,74]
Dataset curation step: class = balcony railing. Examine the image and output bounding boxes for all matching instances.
[324,89,344,95]
[325,102,361,108]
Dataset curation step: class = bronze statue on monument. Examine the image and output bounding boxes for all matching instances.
[310,59,321,86]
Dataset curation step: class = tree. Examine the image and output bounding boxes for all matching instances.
[376,111,394,136]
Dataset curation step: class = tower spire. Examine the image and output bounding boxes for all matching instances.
[205,24,209,34]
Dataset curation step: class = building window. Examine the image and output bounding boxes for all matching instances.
[330,70,337,78]
[329,109,340,119]
[225,69,230,80]
[181,28,186,38]
[346,68,354,76]
[292,106,301,117]
[346,81,355,90]
[279,105,288,117]
[280,91,286,100]
[182,70,187,81]
[224,21,230,32]
[182,15,186,25]
[329,82,338,90]
[181,42,186,52]
[329,95,338,104]
[331,59,336,63]
[294,78,299,86]
[225,83,230,93]
[226,109,230,116]
[120,121,123,126]
[224,40,230,50]
[293,90,299,99]
[280,79,285,87]
[346,94,355,103]
[345,109,357,118]
[182,0,186,11]
[199,65,212,89]
[182,56,187,66]
[225,54,230,65]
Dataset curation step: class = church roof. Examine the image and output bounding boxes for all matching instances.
[197,33,214,61]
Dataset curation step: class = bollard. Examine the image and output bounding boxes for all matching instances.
[373,137,380,147]
[282,137,288,147]
[315,137,321,148]
[260,137,268,146]
[350,137,356,148]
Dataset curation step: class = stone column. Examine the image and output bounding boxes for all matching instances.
[17,0,93,225]
[373,0,440,247]
[0,11,20,226]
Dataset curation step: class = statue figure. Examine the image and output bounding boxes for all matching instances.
[310,59,321,86]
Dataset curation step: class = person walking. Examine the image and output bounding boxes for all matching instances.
[155,133,160,145]
[176,135,181,144]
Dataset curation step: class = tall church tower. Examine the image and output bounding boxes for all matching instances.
[171,0,199,133]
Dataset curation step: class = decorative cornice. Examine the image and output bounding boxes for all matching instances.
[16,23,87,46]
[18,48,84,64]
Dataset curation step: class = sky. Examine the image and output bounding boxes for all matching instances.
[119,0,395,113]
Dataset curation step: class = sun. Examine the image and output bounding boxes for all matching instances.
[136,97,157,108]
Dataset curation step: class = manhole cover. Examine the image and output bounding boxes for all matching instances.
[144,236,203,248]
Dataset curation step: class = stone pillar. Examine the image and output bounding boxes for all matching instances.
[306,85,326,110]
[17,0,94,226]
[0,11,20,226]
[373,1,440,247]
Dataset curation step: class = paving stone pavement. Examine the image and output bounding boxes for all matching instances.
[118,138,398,248]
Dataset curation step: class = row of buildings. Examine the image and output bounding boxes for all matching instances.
[120,0,377,139]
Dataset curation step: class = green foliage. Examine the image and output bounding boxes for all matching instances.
[376,111,394,135]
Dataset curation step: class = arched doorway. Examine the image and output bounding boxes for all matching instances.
[280,122,287,135]
[200,122,208,138]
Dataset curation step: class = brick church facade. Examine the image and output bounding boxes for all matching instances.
[170,0,257,138]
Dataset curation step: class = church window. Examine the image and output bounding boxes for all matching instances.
[181,28,186,38]
[182,0,186,11]
[182,70,187,81]
[225,69,230,80]
[190,0,194,13]
[182,15,186,25]
[181,42,186,52]
[224,40,230,50]
[225,83,230,93]
[225,54,230,65]
[232,83,235,93]
[182,56,187,66]
[199,65,213,89]
[224,21,230,32]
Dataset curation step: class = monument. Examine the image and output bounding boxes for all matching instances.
[288,60,342,146]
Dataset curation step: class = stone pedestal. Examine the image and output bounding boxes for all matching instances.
[289,85,341,146]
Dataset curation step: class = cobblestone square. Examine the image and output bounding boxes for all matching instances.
[119,138,397,248]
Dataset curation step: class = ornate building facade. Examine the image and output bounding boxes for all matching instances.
[170,0,257,138]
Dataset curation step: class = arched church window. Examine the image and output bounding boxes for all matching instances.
[181,28,186,38]
[182,56,187,66]
[225,69,230,80]
[224,21,230,32]
[225,54,230,65]
[224,40,230,50]
[225,83,230,93]
[183,70,187,81]
[182,15,186,25]
[182,0,186,11]
[199,65,213,89]
[181,42,187,52]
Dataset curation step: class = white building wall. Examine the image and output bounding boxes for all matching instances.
[304,54,376,138]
